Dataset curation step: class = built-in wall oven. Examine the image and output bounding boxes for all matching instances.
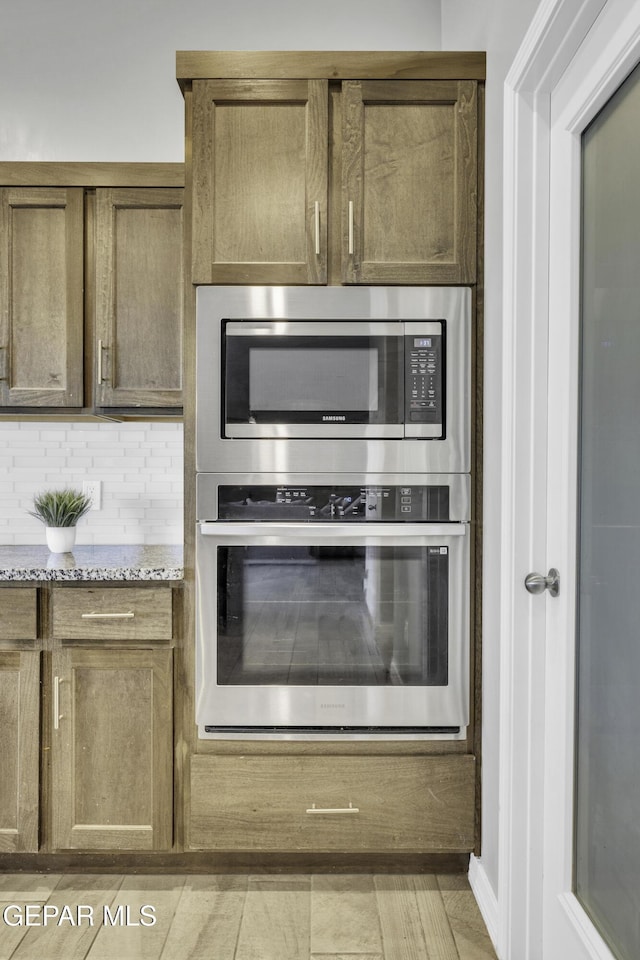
[196,286,470,475]
[195,473,470,740]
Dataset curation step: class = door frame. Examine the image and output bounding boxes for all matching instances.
[498,0,640,957]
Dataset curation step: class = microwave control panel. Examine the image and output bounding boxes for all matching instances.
[217,484,450,522]
[405,331,444,433]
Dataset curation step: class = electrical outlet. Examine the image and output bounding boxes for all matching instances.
[82,480,102,511]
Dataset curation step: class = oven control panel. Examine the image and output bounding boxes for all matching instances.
[217,484,450,522]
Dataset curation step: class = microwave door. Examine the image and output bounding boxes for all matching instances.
[224,321,405,439]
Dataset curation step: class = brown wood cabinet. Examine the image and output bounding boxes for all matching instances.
[0,586,38,640]
[178,52,484,860]
[192,80,328,284]
[0,165,184,412]
[49,583,174,852]
[51,585,174,641]
[189,70,478,285]
[0,188,84,406]
[0,650,40,853]
[342,80,477,284]
[95,188,184,408]
[0,587,40,854]
[50,645,173,851]
[0,579,178,857]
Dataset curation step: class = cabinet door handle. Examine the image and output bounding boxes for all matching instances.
[314,201,320,256]
[306,802,360,815]
[81,610,135,620]
[53,676,62,731]
[97,340,105,384]
[348,200,354,255]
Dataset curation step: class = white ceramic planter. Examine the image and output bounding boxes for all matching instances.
[46,526,76,553]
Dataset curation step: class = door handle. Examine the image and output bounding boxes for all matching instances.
[524,568,560,597]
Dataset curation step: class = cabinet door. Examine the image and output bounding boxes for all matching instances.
[342,80,478,284]
[95,188,183,408]
[0,187,83,405]
[0,651,40,852]
[192,79,328,284]
[51,647,173,851]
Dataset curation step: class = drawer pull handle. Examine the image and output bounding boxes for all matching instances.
[348,200,354,255]
[97,339,106,384]
[306,802,360,815]
[53,675,62,731]
[314,200,321,256]
[81,610,135,620]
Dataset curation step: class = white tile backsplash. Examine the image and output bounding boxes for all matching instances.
[0,422,183,545]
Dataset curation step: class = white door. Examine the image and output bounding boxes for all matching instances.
[542,25,640,957]
[500,1,640,958]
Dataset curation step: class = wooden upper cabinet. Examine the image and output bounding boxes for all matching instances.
[95,187,184,407]
[191,79,329,284]
[187,71,479,286]
[342,80,478,284]
[0,187,83,405]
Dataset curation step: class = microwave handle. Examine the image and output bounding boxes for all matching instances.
[199,522,466,539]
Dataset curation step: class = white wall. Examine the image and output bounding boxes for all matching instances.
[441,0,542,903]
[0,0,441,162]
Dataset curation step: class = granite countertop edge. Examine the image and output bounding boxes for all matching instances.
[0,545,184,583]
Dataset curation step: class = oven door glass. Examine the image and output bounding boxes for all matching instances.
[196,523,468,733]
[218,544,448,686]
[224,321,404,438]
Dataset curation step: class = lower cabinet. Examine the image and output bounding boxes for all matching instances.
[189,754,475,853]
[50,646,173,851]
[0,650,40,852]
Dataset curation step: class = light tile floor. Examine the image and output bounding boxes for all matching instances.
[0,873,497,960]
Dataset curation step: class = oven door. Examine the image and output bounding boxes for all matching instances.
[224,321,405,439]
[196,521,469,740]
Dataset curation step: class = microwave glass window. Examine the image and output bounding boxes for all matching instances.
[216,544,448,687]
[249,346,378,412]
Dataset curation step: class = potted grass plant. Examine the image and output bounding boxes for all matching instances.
[29,487,93,553]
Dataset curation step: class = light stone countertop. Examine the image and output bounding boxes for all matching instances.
[0,544,183,581]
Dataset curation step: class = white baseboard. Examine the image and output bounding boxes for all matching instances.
[468,855,500,953]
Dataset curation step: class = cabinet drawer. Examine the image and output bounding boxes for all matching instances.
[0,588,38,640]
[52,587,173,640]
[189,754,475,853]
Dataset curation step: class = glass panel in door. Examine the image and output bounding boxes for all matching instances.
[575,60,640,960]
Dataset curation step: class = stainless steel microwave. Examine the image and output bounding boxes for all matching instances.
[196,286,471,474]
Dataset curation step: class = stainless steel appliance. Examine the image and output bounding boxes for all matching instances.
[195,473,470,740]
[196,286,470,474]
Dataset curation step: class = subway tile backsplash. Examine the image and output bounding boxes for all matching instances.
[0,422,183,545]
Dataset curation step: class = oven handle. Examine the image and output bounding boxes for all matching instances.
[199,522,466,539]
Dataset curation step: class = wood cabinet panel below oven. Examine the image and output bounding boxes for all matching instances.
[188,754,475,852]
